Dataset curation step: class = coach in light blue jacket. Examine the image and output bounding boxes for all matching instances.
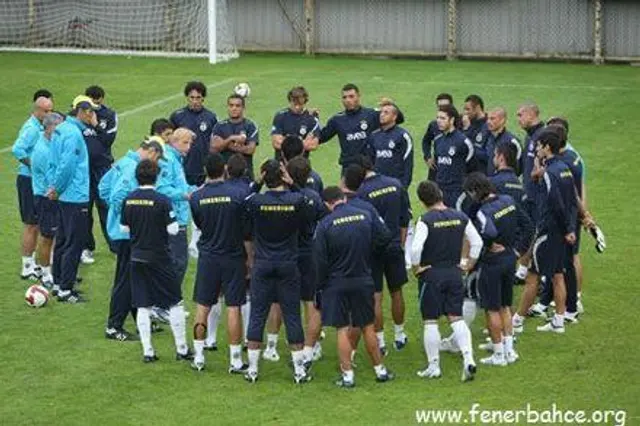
[49,96,96,304]
[11,96,52,278]
[99,138,165,340]
[157,128,197,287]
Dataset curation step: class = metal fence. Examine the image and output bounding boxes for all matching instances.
[228,0,640,62]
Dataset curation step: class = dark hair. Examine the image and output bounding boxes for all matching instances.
[547,117,569,136]
[286,156,311,187]
[417,181,443,207]
[227,154,248,179]
[85,85,105,100]
[436,93,453,105]
[343,164,366,191]
[184,81,207,98]
[546,124,568,148]
[322,186,345,204]
[136,159,159,186]
[281,135,304,161]
[438,104,459,122]
[356,154,374,172]
[495,143,518,170]
[33,89,53,101]
[341,83,359,93]
[261,159,283,188]
[463,172,495,202]
[287,86,308,103]
[227,93,245,107]
[464,94,484,111]
[537,130,562,154]
[150,118,173,136]
[205,153,226,179]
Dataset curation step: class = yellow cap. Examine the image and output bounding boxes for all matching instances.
[72,95,99,110]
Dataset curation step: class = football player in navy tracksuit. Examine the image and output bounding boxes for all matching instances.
[211,94,259,180]
[357,156,409,354]
[490,143,526,207]
[189,153,252,373]
[422,93,458,182]
[11,96,53,279]
[82,85,118,263]
[271,86,320,160]
[319,83,405,173]
[169,81,218,186]
[517,103,546,223]
[432,105,475,208]
[285,157,327,365]
[315,186,394,388]
[463,173,534,366]
[462,95,487,173]
[512,131,578,335]
[243,160,315,384]
[410,181,482,382]
[481,108,522,177]
[281,135,324,194]
[121,160,192,363]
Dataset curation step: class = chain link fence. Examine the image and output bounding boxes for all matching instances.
[229,0,640,62]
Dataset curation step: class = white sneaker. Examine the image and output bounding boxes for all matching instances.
[512,318,524,334]
[462,363,477,382]
[81,250,95,265]
[577,300,584,314]
[439,337,460,353]
[417,364,442,379]
[527,303,547,318]
[480,354,507,366]
[20,264,39,280]
[478,342,494,352]
[536,321,565,334]
[262,347,280,362]
[515,264,528,280]
[506,350,519,364]
[564,312,579,324]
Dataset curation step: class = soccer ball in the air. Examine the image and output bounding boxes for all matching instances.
[234,82,251,98]
[25,285,50,308]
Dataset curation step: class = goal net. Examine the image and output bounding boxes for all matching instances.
[0,0,238,63]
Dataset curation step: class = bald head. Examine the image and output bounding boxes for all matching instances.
[33,97,54,121]
[170,127,195,156]
[517,102,540,130]
[487,107,507,133]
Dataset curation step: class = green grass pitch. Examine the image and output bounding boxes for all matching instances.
[1,52,639,425]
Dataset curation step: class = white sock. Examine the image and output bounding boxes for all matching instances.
[206,302,221,345]
[241,297,251,342]
[513,313,524,324]
[302,345,314,361]
[516,264,528,279]
[266,333,279,350]
[22,256,33,269]
[504,335,514,354]
[376,331,386,349]
[451,320,474,366]
[342,369,355,382]
[493,342,505,358]
[462,299,477,326]
[169,304,188,355]
[373,364,387,377]
[291,350,306,375]
[194,339,205,363]
[553,313,564,327]
[394,323,406,341]
[424,323,440,367]
[247,349,260,374]
[229,344,243,368]
[136,307,154,357]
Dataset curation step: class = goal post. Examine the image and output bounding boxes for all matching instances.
[0,0,238,63]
